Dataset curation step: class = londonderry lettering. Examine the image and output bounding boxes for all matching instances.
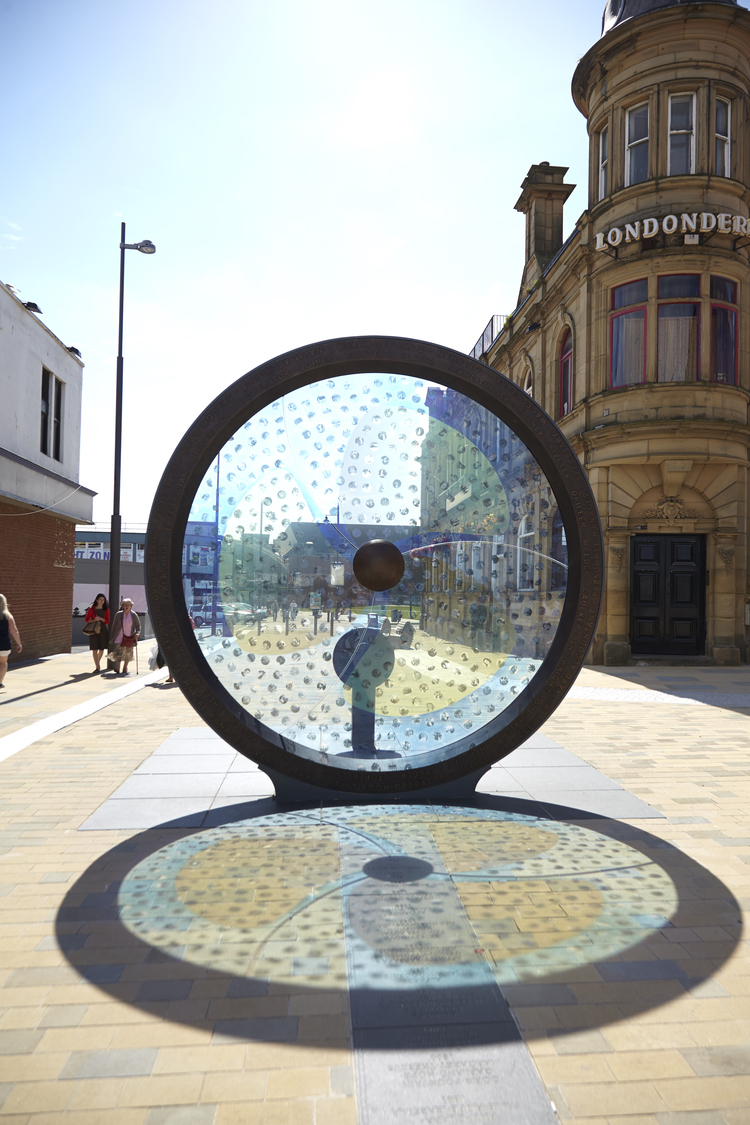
[595,211,748,250]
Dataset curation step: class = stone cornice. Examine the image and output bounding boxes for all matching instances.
[572,3,750,116]
[570,415,750,453]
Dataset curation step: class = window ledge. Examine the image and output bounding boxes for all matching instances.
[590,175,748,219]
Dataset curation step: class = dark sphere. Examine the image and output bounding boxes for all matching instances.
[352,539,405,592]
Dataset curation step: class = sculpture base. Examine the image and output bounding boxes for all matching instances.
[263,767,487,805]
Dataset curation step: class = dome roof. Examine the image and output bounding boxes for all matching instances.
[602,0,738,35]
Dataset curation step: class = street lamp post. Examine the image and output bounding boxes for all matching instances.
[108,222,155,620]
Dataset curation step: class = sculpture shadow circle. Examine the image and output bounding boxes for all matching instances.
[56,801,742,1047]
[362,856,434,882]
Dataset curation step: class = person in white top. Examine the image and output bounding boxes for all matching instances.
[109,598,141,675]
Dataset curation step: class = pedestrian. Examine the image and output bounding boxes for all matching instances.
[289,599,298,622]
[152,616,192,684]
[109,598,141,675]
[155,649,173,682]
[0,594,22,690]
[83,593,110,672]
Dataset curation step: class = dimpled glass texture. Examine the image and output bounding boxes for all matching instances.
[182,373,569,774]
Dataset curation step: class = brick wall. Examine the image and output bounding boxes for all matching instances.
[0,500,75,660]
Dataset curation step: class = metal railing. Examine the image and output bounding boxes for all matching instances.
[470,314,507,362]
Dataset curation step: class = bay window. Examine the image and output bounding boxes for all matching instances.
[609,274,740,389]
[611,279,647,387]
[599,127,609,199]
[626,104,649,185]
[715,99,731,177]
[657,275,699,382]
[710,276,737,384]
[668,94,695,175]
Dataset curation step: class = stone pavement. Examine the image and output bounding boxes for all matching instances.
[0,655,748,1124]
[0,650,160,741]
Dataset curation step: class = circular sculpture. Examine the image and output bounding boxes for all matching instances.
[146,336,603,795]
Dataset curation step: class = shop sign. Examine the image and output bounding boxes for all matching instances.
[596,210,748,251]
[74,541,145,562]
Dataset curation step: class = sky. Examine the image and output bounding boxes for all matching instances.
[2,0,607,528]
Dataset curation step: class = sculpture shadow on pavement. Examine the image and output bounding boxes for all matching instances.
[57,798,742,1048]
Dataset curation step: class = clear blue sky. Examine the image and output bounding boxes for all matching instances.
[3,0,605,526]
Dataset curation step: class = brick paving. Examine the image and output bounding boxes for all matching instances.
[0,651,156,740]
[0,659,747,1123]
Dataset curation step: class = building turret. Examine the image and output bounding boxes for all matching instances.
[602,0,737,35]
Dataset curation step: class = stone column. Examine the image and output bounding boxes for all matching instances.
[603,530,631,666]
[711,532,740,665]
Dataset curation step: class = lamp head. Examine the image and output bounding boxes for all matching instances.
[135,240,156,254]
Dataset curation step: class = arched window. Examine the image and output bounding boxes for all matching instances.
[559,331,573,417]
[523,369,533,396]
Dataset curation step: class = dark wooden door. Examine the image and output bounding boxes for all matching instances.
[630,535,705,656]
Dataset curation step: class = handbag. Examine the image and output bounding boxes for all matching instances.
[83,620,100,635]
[121,632,137,649]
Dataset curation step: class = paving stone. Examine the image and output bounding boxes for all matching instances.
[681,1046,750,1076]
[291,958,329,978]
[60,1047,158,1079]
[0,1029,44,1054]
[136,981,193,1002]
[212,1018,299,1042]
[146,1108,218,1125]
[548,1029,613,1054]
[37,1004,89,1027]
[36,934,89,951]
[330,1065,355,1097]
[226,978,269,999]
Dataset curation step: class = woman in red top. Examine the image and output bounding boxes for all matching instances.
[84,593,110,672]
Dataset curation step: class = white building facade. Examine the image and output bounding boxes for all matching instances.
[0,280,95,658]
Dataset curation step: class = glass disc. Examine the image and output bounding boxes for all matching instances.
[181,372,569,776]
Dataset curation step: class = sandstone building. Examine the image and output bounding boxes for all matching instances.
[473,0,750,664]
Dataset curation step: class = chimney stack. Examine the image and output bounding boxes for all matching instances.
[514,163,576,299]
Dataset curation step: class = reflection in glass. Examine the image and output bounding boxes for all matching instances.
[710,275,736,304]
[182,374,569,773]
[613,279,647,310]
[658,275,699,300]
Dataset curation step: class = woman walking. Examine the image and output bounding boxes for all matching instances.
[84,593,110,672]
[0,594,22,690]
[109,598,141,675]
